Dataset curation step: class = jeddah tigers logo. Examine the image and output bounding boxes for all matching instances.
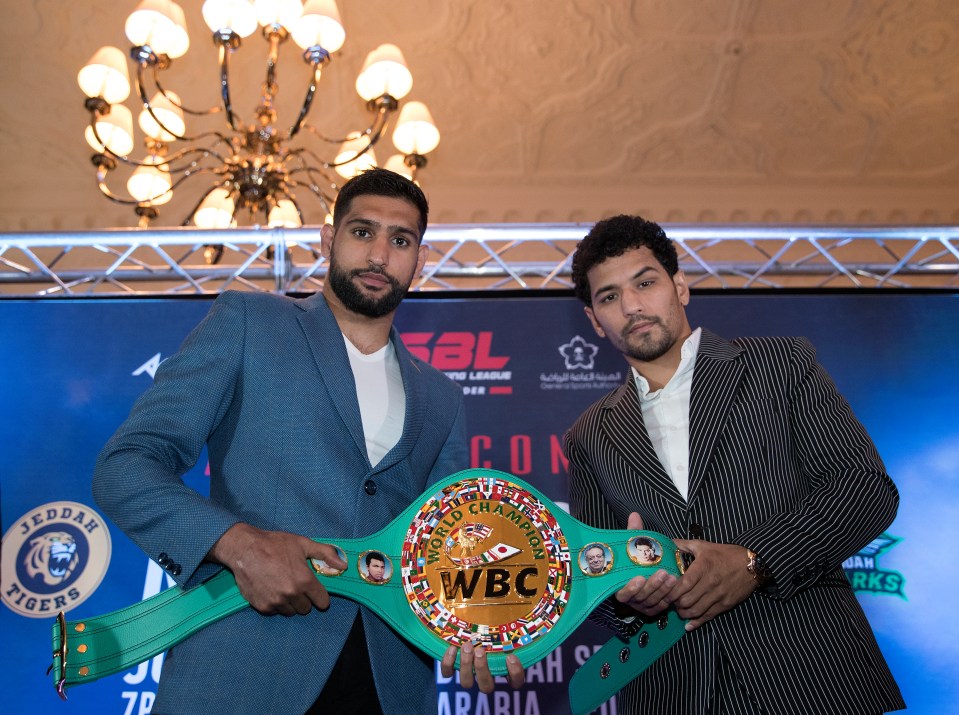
[2,501,111,618]
[24,531,80,585]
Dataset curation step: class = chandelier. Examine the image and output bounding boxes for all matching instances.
[77,0,440,231]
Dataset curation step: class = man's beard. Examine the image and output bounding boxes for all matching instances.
[327,256,409,318]
[619,315,676,362]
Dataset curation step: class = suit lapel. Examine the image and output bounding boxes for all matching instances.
[688,329,744,504]
[370,330,424,475]
[296,293,369,465]
[600,378,687,510]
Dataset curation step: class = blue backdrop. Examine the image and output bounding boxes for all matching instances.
[2,291,956,714]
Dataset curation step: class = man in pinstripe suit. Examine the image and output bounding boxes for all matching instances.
[564,215,905,714]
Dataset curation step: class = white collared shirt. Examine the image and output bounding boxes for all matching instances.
[631,328,702,500]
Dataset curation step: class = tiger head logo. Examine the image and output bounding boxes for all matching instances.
[24,531,79,586]
[3,501,112,618]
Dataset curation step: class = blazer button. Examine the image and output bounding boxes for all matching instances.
[364,479,377,496]
[689,523,705,539]
[172,565,182,576]
[158,552,169,565]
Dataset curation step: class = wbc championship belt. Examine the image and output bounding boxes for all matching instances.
[50,468,687,714]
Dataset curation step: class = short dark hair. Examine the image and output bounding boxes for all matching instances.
[365,552,385,566]
[571,215,679,305]
[334,168,429,239]
[633,536,656,549]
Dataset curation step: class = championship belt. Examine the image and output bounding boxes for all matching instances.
[49,468,687,714]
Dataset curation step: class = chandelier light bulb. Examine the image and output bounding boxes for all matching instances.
[78,47,132,104]
[268,199,302,228]
[392,101,440,156]
[254,0,303,29]
[355,44,413,101]
[127,157,173,204]
[84,104,135,157]
[383,154,413,181]
[291,0,345,52]
[202,0,258,37]
[125,0,191,59]
[334,132,377,178]
[139,91,186,141]
[194,188,237,228]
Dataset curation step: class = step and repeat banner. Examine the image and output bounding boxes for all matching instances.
[2,292,957,714]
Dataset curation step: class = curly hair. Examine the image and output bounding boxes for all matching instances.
[333,167,429,239]
[571,215,679,305]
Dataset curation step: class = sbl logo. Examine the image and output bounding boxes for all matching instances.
[401,332,509,370]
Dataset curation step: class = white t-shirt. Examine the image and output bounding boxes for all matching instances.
[343,336,406,467]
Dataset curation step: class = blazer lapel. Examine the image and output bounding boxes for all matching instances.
[369,330,425,475]
[296,293,369,465]
[687,329,744,504]
[600,378,688,510]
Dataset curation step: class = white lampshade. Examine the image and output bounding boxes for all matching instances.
[382,154,413,181]
[78,47,131,103]
[392,101,440,156]
[268,199,302,228]
[194,188,236,228]
[355,44,412,101]
[125,0,190,58]
[127,156,173,204]
[84,104,135,156]
[254,0,303,29]
[291,0,344,51]
[334,132,377,178]
[138,91,186,141]
[202,0,258,37]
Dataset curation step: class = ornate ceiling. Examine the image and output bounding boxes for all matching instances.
[1,0,958,234]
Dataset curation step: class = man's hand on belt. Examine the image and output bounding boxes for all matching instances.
[208,522,347,616]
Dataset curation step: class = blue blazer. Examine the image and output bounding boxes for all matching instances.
[94,290,468,714]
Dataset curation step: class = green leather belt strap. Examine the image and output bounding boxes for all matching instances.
[569,611,687,714]
[50,468,686,713]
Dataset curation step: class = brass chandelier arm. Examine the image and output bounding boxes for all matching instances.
[214,32,244,131]
[286,146,337,168]
[134,62,234,144]
[264,27,284,94]
[95,166,225,207]
[286,176,336,213]
[151,65,222,117]
[288,60,326,140]
[86,111,231,168]
[323,97,398,169]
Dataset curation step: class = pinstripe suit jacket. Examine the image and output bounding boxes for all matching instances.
[93,290,467,715]
[564,329,904,715]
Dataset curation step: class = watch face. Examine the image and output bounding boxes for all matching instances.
[401,475,572,654]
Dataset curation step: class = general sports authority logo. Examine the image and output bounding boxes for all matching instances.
[541,336,622,391]
[2,501,112,618]
[842,533,905,599]
[558,336,599,370]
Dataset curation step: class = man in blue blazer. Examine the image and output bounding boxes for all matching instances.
[93,169,524,714]
[564,215,905,714]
